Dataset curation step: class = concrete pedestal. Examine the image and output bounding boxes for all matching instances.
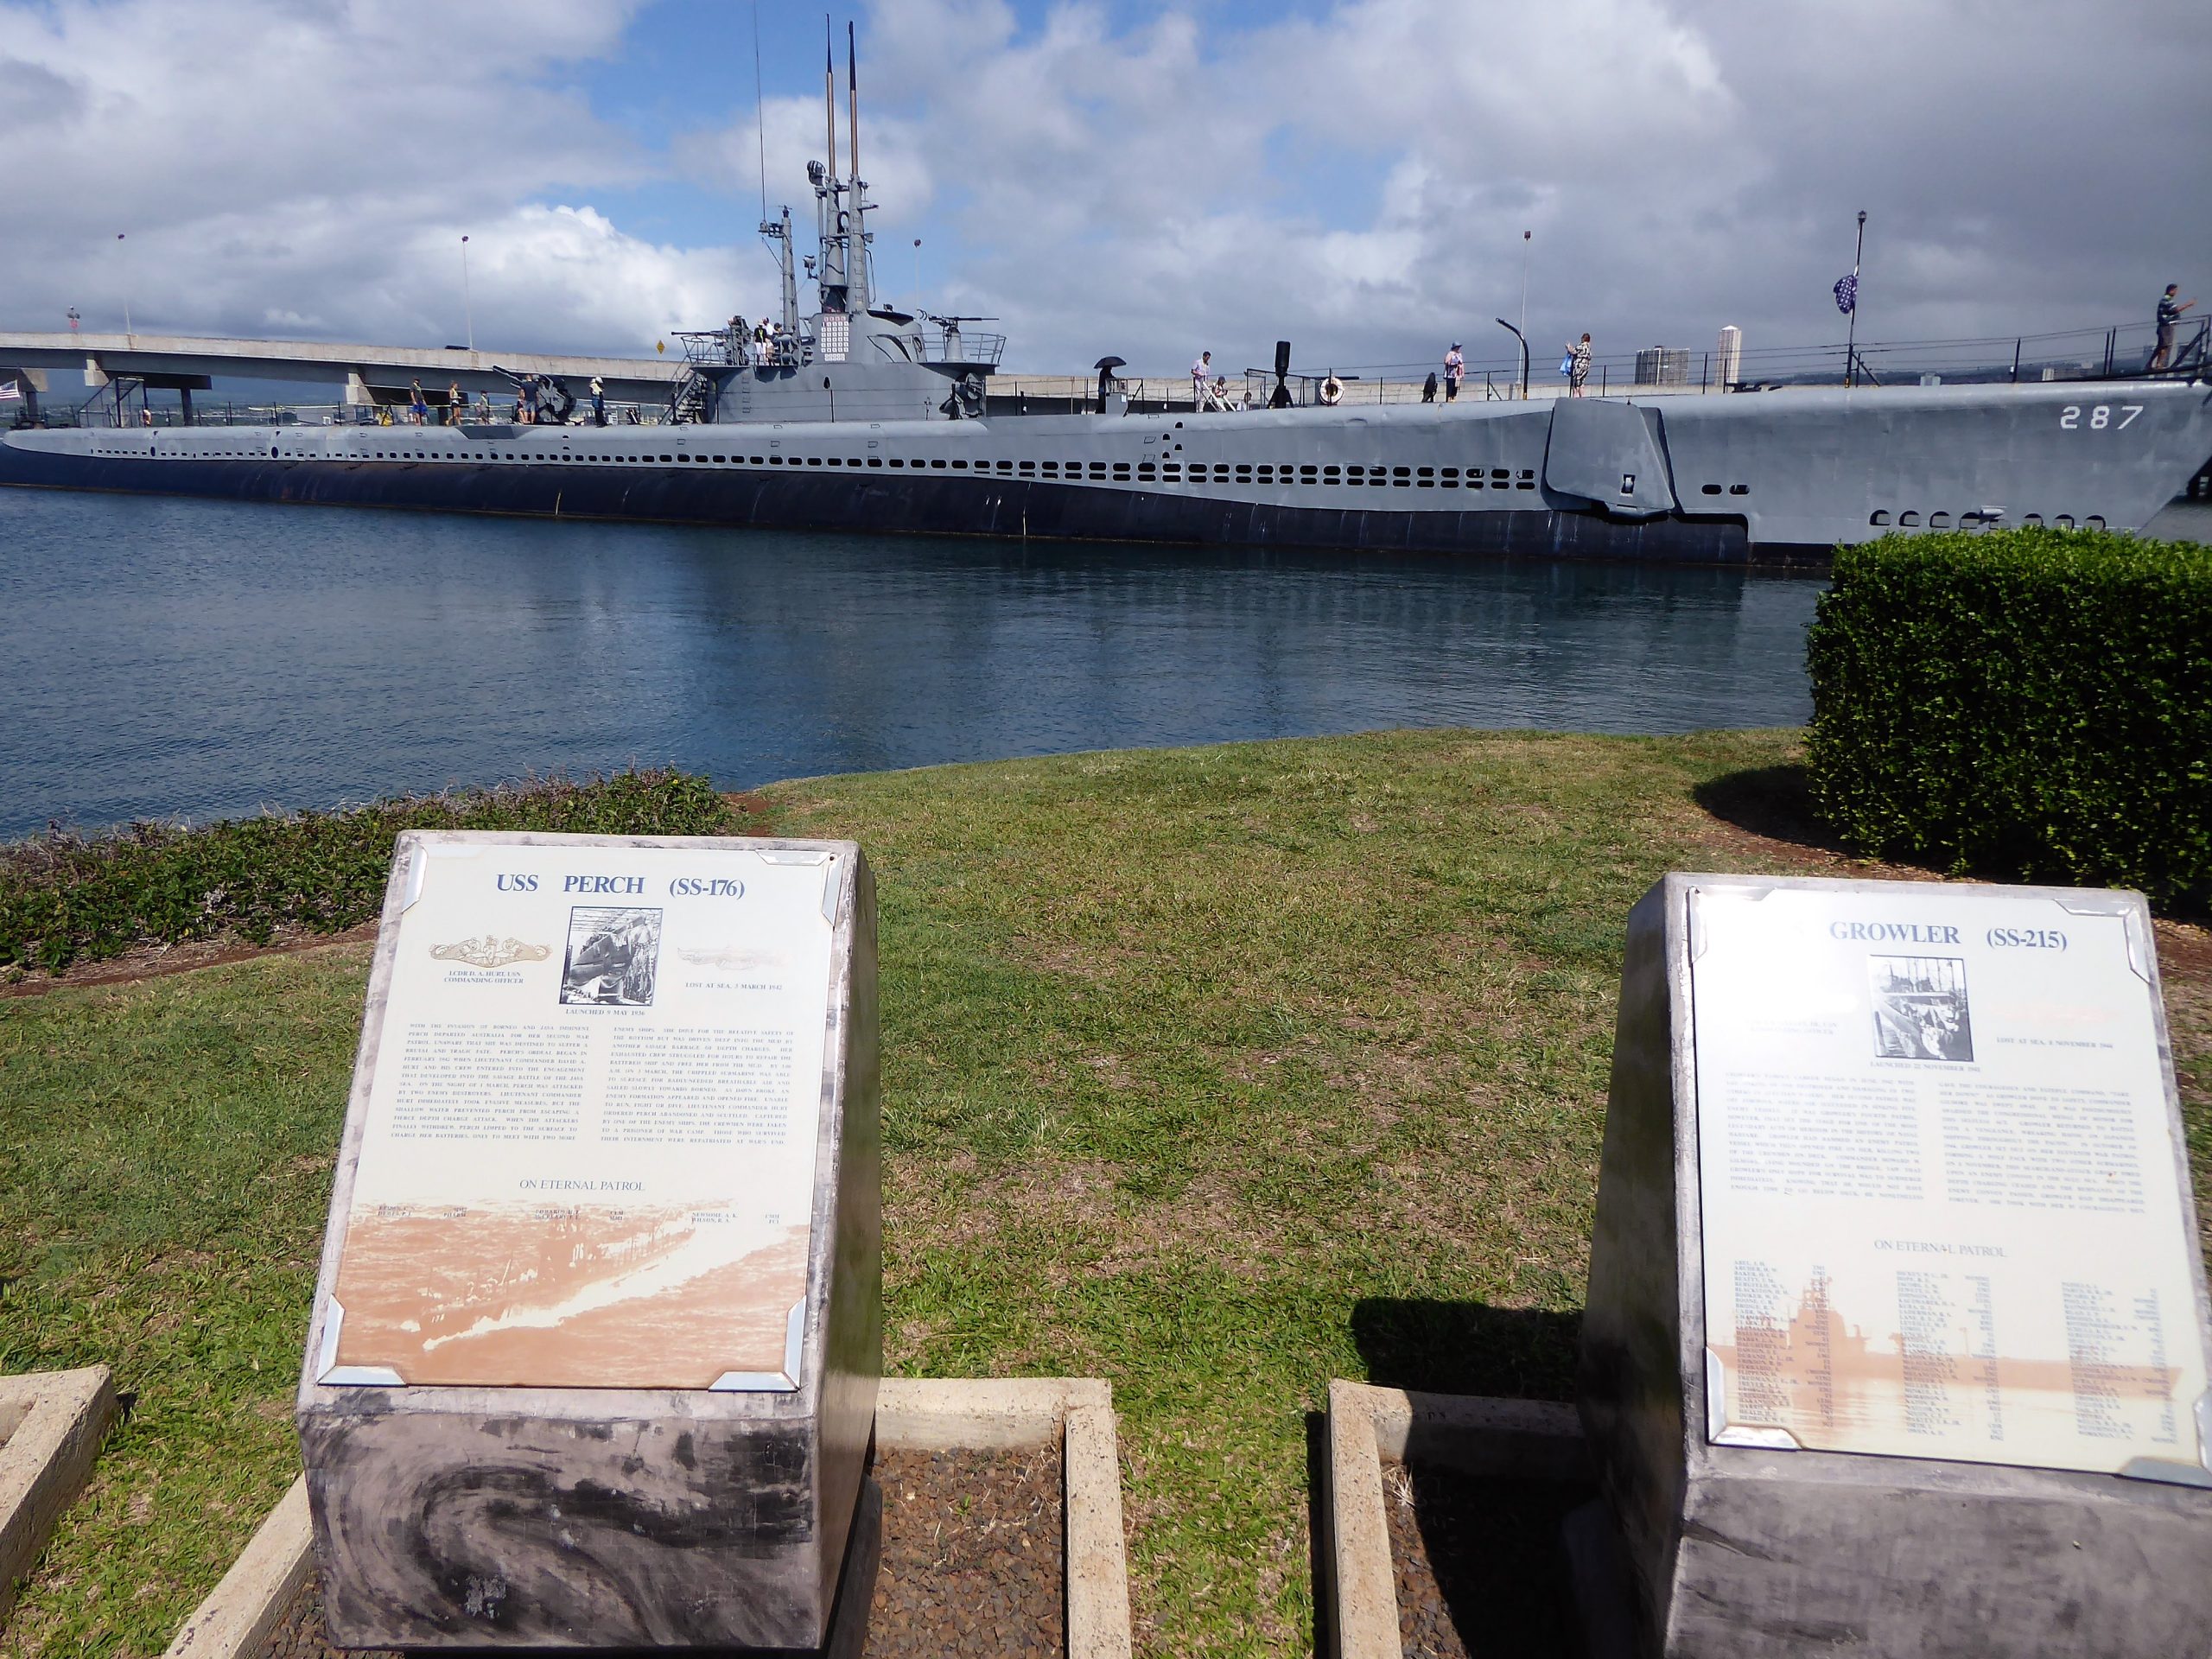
[1579,874,2212,1658]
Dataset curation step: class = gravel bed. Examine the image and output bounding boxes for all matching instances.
[868,1445,1064,1656]
[1380,1459,1591,1659]
[260,1446,1064,1658]
[259,1578,397,1659]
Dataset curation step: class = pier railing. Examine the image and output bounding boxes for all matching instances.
[14,316,2204,430]
[1220,317,2210,405]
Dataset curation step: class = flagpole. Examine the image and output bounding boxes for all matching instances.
[1845,209,1866,387]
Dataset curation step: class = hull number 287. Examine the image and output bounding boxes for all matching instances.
[2060,404,2141,430]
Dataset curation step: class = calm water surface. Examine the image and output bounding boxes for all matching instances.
[0,491,1843,840]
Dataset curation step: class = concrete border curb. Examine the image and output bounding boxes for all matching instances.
[1323,1380,1590,1659]
[162,1478,311,1659]
[876,1377,1134,1659]
[162,1378,1132,1659]
[0,1364,119,1627]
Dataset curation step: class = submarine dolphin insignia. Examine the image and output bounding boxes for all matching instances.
[4,41,2209,563]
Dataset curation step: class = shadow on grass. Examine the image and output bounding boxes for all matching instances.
[1327,1300,1594,1659]
[1690,762,1848,856]
[1351,1298,1580,1401]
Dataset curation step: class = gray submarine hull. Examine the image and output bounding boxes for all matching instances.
[5,379,2206,565]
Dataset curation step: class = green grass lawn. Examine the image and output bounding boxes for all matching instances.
[5,728,2209,1657]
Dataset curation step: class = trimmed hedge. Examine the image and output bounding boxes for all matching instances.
[1,770,741,975]
[1806,528,2212,911]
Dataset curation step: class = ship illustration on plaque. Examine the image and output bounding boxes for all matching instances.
[1868,955,1974,1062]
[429,935,554,969]
[560,906,664,1006]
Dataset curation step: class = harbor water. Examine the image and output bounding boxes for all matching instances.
[7,488,2136,843]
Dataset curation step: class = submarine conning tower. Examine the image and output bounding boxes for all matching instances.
[673,21,1004,427]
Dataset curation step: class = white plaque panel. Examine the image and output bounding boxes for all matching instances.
[315,836,842,1391]
[1688,882,2211,1481]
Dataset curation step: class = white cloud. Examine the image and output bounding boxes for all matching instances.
[2,0,2205,385]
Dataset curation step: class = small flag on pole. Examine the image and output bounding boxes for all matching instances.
[0,379,19,402]
[1833,273,1858,315]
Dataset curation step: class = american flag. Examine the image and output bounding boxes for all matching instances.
[1834,274,1858,315]
[0,380,18,403]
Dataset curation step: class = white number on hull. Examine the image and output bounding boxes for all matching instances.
[2060,404,2142,430]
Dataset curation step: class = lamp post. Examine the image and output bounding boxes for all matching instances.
[1845,209,1866,388]
[1495,317,1529,402]
[461,235,474,353]
[1519,229,1530,341]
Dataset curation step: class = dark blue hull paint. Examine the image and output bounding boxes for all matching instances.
[0,445,1777,564]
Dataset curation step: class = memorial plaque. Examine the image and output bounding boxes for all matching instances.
[297,832,880,1651]
[1580,874,2212,1659]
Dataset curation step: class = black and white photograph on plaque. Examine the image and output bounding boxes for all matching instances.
[1868,954,1974,1061]
[559,906,663,1007]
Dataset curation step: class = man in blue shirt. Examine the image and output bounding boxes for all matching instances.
[2149,283,2194,371]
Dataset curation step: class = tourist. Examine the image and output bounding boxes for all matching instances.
[409,379,429,425]
[1443,342,1464,402]
[1421,371,1438,404]
[445,381,463,425]
[590,377,607,426]
[1192,350,1211,410]
[1567,334,1592,397]
[2148,284,2195,372]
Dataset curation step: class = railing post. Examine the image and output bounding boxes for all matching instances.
[2011,339,2021,384]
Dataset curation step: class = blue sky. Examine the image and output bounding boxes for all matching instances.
[1,0,2205,378]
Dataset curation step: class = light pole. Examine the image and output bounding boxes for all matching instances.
[1519,229,1530,341]
[1844,209,1866,388]
[1495,317,1529,402]
[461,235,474,353]
[116,232,131,335]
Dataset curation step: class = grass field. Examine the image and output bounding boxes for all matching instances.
[4,728,2209,1657]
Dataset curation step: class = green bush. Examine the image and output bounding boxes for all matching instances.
[0,770,741,975]
[1806,528,2212,911]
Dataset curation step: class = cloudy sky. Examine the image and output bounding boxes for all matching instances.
[3,0,2206,380]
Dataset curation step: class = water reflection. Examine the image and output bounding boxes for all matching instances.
[0,491,1823,838]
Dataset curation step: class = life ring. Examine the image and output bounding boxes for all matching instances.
[1319,375,1343,406]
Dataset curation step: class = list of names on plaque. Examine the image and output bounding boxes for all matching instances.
[318,839,840,1391]
[1689,884,2210,1480]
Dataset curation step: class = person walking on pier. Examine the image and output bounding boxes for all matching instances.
[1443,342,1464,402]
[2148,284,2195,372]
[445,381,463,425]
[1567,334,1592,397]
[409,379,429,424]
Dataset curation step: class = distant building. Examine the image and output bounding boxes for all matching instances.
[1716,325,1743,388]
[1635,346,1693,387]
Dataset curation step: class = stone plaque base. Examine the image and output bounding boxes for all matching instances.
[299,1372,877,1649]
[1580,874,2212,1658]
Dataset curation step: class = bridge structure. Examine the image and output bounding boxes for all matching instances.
[0,331,683,424]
